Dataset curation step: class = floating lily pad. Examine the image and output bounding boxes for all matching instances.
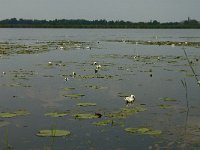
[63,94,85,98]
[118,93,129,97]
[107,107,146,119]
[159,104,172,109]
[73,113,98,119]
[0,110,30,118]
[77,103,96,107]
[63,87,75,91]
[93,120,113,126]
[160,97,176,101]
[45,112,68,117]
[125,127,161,136]
[36,129,70,137]
[85,85,107,90]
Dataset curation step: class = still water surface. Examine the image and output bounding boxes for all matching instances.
[0,29,200,150]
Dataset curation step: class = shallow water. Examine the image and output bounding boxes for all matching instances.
[0,29,200,150]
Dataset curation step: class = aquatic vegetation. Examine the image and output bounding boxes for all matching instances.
[63,94,85,98]
[73,113,99,119]
[0,110,30,118]
[118,93,130,97]
[78,74,113,79]
[93,120,113,126]
[77,103,96,107]
[84,85,107,90]
[45,112,69,117]
[125,127,161,136]
[160,97,177,101]
[36,129,70,137]
[0,40,92,56]
[126,40,200,48]
[107,107,146,119]
[0,121,10,127]
[159,104,172,109]
[63,87,75,91]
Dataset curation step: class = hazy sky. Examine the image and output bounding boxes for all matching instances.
[0,0,199,22]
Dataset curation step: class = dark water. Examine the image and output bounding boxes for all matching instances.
[0,29,200,150]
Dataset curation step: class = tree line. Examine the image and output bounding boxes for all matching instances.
[0,18,199,28]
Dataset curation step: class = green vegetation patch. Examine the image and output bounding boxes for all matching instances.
[127,40,200,47]
[73,113,98,119]
[0,110,30,118]
[77,74,113,79]
[63,87,75,91]
[45,112,69,117]
[107,107,146,119]
[0,121,10,127]
[63,94,85,98]
[36,129,70,137]
[93,120,113,126]
[125,127,161,136]
[85,85,108,90]
[160,97,177,101]
[159,104,172,109]
[77,102,96,107]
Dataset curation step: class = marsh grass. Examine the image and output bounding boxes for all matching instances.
[3,127,14,150]
[183,48,199,83]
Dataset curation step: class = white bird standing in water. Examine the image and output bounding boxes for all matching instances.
[124,95,136,103]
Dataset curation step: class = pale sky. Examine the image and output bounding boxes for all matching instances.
[0,0,199,22]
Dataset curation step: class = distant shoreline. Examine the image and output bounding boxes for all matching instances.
[0,18,200,29]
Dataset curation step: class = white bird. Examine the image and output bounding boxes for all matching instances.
[96,65,101,69]
[86,46,91,49]
[124,95,136,103]
[93,62,97,65]
[197,81,200,86]
[48,61,52,65]
[72,72,76,76]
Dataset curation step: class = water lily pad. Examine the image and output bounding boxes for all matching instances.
[73,113,98,119]
[85,85,107,90]
[0,110,30,118]
[45,112,68,117]
[159,104,172,109]
[160,97,176,101]
[93,120,113,126]
[63,94,85,98]
[63,87,75,91]
[77,103,96,107]
[36,129,70,137]
[107,107,146,119]
[125,127,161,136]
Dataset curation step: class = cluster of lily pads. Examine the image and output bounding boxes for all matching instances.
[105,39,200,48]
[0,40,92,56]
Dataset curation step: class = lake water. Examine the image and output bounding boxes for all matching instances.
[0,29,200,150]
